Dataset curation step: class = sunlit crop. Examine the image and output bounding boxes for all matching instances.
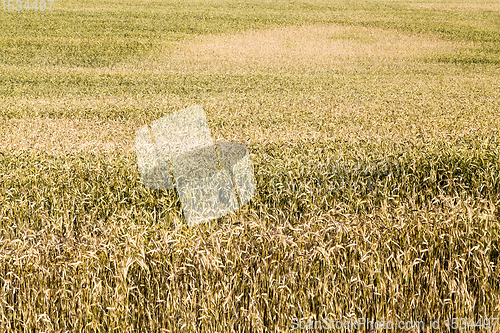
[1,0,499,331]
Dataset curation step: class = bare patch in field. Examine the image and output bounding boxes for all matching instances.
[410,2,500,11]
[0,118,134,155]
[158,24,463,74]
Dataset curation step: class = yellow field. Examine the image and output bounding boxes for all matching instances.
[1,0,500,331]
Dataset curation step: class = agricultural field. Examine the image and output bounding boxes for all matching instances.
[1,0,500,331]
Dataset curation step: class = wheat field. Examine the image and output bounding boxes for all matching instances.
[1,0,500,331]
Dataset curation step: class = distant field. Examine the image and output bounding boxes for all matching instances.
[1,0,500,331]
